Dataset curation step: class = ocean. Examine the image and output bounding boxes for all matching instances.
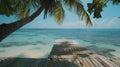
[0,29,120,60]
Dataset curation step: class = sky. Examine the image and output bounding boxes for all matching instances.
[0,0,120,29]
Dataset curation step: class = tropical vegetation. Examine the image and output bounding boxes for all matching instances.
[0,0,120,41]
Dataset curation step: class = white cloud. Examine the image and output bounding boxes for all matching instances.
[24,17,120,29]
[53,21,87,28]
[57,21,87,28]
[107,17,118,28]
[92,19,108,28]
[91,17,120,29]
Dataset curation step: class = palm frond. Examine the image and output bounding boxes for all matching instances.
[76,1,92,26]
[52,1,65,24]
[63,0,92,26]
[16,0,31,18]
[112,0,120,5]
[41,0,56,18]
[14,0,41,18]
[63,0,77,10]
[0,0,14,16]
[0,0,92,26]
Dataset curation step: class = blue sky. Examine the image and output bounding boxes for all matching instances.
[0,0,120,29]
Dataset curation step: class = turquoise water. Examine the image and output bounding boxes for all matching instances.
[0,29,120,59]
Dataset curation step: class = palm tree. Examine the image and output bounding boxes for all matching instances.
[0,0,92,41]
[0,0,120,41]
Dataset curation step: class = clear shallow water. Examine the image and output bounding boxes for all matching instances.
[0,29,120,59]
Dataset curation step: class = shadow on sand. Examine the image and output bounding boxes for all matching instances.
[0,41,92,67]
[0,57,82,67]
[0,40,120,67]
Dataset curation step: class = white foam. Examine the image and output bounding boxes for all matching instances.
[0,44,52,58]
[55,39,79,45]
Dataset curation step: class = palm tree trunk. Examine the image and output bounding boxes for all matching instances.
[0,4,45,42]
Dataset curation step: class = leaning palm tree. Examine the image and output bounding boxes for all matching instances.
[0,0,119,41]
[0,0,92,41]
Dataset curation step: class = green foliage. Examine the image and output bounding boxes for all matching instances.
[0,0,119,26]
[52,1,65,23]
[0,0,41,18]
[13,0,41,18]
[110,0,120,5]
[87,0,106,18]
[0,0,92,26]
[41,0,65,23]
[63,0,92,26]
[0,0,14,16]
[87,0,120,18]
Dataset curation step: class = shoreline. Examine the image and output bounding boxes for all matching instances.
[0,39,120,67]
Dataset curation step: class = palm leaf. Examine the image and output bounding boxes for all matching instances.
[52,1,65,24]
[63,0,92,26]
[12,0,41,18]
[0,0,14,16]
[111,0,120,5]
